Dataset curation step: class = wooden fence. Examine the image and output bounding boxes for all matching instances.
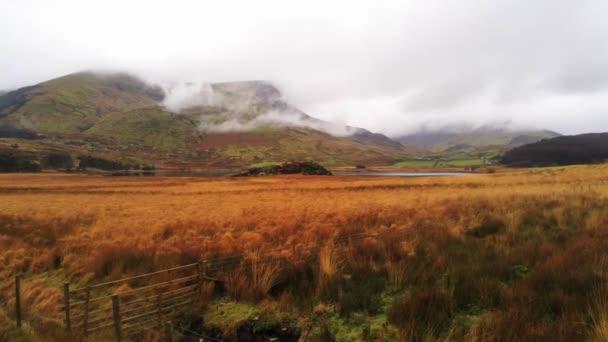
[61,260,216,340]
[10,232,378,340]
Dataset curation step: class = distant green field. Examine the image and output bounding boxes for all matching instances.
[446,159,485,166]
[392,160,437,167]
[393,158,484,167]
[249,161,284,168]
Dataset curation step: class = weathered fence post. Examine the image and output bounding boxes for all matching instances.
[164,321,172,342]
[112,295,122,342]
[83,286,90,335]
[15,275,22,328]
[63,282,71,331]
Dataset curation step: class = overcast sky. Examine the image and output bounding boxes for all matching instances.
[1,0,608,135]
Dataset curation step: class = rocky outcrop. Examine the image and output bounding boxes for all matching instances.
[234,161,332,176]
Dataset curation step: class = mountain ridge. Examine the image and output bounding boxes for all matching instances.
[395,127,560,152]
[502,132,608,166]
[0,72,409,168]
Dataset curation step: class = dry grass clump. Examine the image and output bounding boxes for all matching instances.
[317,242,342,295]
[224,259,281,301]
[589,288,608,342]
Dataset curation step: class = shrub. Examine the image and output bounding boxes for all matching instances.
[0,152,41,172]
[77,155,133,170]
[41,152,73,170]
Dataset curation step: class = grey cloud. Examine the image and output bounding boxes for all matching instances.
[547,68,608,94]
[1,0,608,136]
[403,79,485,112]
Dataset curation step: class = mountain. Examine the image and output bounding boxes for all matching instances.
[502,132,608,167]
[166,79,407,166]
[395,127,560,152]
[0,72,164,133]
[0,72,408,169]
[350,130,404,149]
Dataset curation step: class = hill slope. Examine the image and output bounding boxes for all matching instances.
[502,132,608,166]
[0,72,408,168]
[0,72,163,133]
[395,127,560,152]
[198,128,401,167]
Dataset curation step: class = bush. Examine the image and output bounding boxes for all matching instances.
[77,155,133,170]
[0,152,41,172]
[42,152,73,169]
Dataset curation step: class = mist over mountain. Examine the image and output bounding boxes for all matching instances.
[395,126,560,152]
[0,70,598,172]
[162,80,357,137]
[0,72,410,168]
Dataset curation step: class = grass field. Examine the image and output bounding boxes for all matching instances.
[1,165,608,341]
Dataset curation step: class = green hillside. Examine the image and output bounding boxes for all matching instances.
[85,107,200,150]
[0,72,162,133]
[395,128,560,152]
[436,130,559,151]
[0,72,410,169]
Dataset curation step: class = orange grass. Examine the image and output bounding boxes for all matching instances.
[1,164,608,340]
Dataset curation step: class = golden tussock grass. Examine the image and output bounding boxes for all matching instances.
[0,164,607,340]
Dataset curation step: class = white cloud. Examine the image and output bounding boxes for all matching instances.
[203,110,356,136]
[162,82,221,112]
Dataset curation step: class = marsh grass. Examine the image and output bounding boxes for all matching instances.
[0,165,607,339]
[588,287,608,342]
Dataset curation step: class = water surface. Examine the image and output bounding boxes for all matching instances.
[104,170,471,178]
[333,171,471,177]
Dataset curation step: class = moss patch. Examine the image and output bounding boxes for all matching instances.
[307,293,400,341]
[203,299,258,335]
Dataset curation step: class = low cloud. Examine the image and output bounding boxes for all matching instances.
[203,110,356,136]
[162,82,220,112]
[161,81,358,136]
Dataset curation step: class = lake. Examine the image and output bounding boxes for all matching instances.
[333,171,471,177]
[104,170,472,177]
